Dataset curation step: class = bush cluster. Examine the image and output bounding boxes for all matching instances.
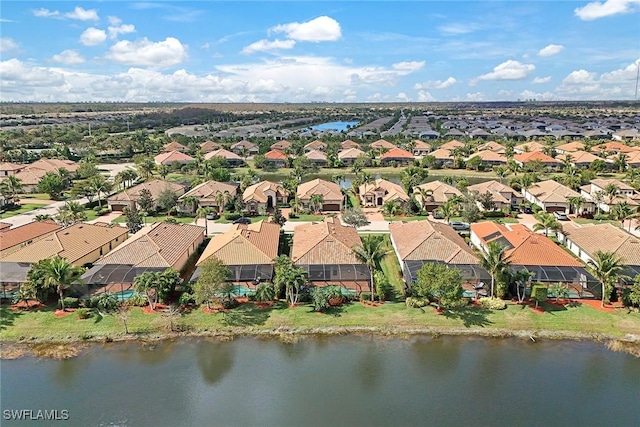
[405,297,428,308]
[62,297,79,309]
[224,212,242,221]
[478,297,507,310]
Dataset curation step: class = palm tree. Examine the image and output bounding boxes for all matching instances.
[157,164,171,179]
[309,194,324,214]
[181,195,199,213]
[513,268,535,304]
[37,256,85,311]
[436,199,458,223]
[587,250,626,307]
[382,200,399,216]
[214,191,232,213]
[0,175,23,204]
[478,241,512,298]
[493,166,509,184]
[533,211,562,236]
[614,153,628,173]
[33,214,53,221]
[604,183,619,207]
[567,196,585,216]
[592,190,605,214]
[195,207,212,235]
[88,174,113,209]
[610,201,636,231]
[352,234,390,301]
[56,201,87,226]
[135,156,155,179]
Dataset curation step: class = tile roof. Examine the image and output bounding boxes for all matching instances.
[429,148,453,160]
[297,178,342,203]
[154,150,195,164]
[162,141,188,152]
[557,150,601,164]
[556,141,585,152]
[338,148,366,160]
[341,139,361,149]
[469,150,507,162]
[390,220,478,264]
[304,140,327,150]
[197,220,280,266]
[243,180,287,203]
[589,178,635,192]
[108,179,185,203]
[271,140,291,150]
[561,222,640,266]
[1,222,129,264]
[179,180,237,202]
[514,151,559,164]
[231,140,258,150]
[515,141,546,152]
[467,180,520,204]
[0,162,23,172]
[204,148,243,161]
[413,140,432,150]
[471,222,581,267]
[200,141,221,152]
[477,141,505,152]
[526,180,580,203]
[594,141,639,153]
[291,217,363,265]
[96,222,204,268]
[12,158,78,185]
[380,147,414,159]
[439,139,465,150]
[304,150,328,161]
[0,220,62,252]
[414,180,463,204]
[370,139,396,149]
[264,149,288,160]
[359,179,409,203]
[0,222,11,231]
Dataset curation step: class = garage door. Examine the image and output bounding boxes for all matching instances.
[323,204,341,211]
[545,206,565,213]
[110,204,125,212]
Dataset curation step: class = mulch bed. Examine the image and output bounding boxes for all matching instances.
[254,301,275,309]
[580,299,621,313]
[529,304,545,315]
[10,301,45,311]
[142,303,169,314]
[54,309,76,318]
[202,306,226,314]
[360,301,383,307]
[235,297,249,304]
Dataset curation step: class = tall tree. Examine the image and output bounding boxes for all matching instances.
[352,234,390,301]
[123,205,143,233]
[604,183,619,206]
[478,241,512,298]
[38,171,65,200]
[435,198,459,223]
[273,255,307,306]
[533,211,562,237]
[342,207,370,228]
[0,175,23,204]
[56,201,87,226]
[88,174,113,208]
[195,207,212,235]
[610,202,636,232]
[309,194,324,214]
[587,250,626,307]
[34,256,84,311]
[413,262,464,309]
[567,196,585,216]
[194,258,232,309]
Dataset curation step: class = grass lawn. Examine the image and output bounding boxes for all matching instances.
[0,203,45,219]
[215,215,269,224]
[348,193,360,208]
[490,217,519,223]
[288,214,324,221]
[16,193,54,201]
[574,218,622,227]
[2,298,639,342]
[112,215,195,224]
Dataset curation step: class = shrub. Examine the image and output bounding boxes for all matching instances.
[530,284,548,308]
[594,213,610,221]
[128,294,148,307]
[478,297,507,310]
[375,271,393,302]
[405,297,428,308]
[360,292,372,302]
[62,297,79,309]
[76,308,91,319]
[481,211,505,218]
[178,292,195,306]
[288,212,299,219]
[311,288,331,312]
[222,298,240,309]
[224,212,241,221]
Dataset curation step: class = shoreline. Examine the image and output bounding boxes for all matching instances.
[2,326,639,360]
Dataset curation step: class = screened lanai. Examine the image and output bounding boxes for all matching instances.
[190,264,274,285]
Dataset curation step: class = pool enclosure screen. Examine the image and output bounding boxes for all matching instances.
[81,264,168,285]
[190,264,274,283]
[297,264,370,283]
[403,260,490,283]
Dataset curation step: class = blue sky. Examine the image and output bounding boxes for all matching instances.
[1,1,639,102]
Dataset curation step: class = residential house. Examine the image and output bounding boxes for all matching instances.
[291,217,369,292]
[304,140,327,152]
[439,139,465,151]
[243,180,288,213]
[337,148,367,166]
[0,220,62,257]
[162,141,189,153]
[204,148,244,166]
[612,129,640,141]
[557,151,603,169]
[467,150,507,167]
[0,162,23,177]
[359,179,409,207]
[558,222,640,282]
[369,139,396,151]
[470,222,596,296]
[523,179,594,214]
[593,141,639,155]
[390,220,488,285]
[625,150,640,168]
[514,141,546,154]
[340,139,361,150]
[107,179,185,212]
[230,140,259,156]
[263,150,289,168]
[154,150,195,166]
[514,151,561,171]
[0,222,11,231]
[477,141,506,154]
[555,141,586,154]
[468,128,491,139]
[178,180,238,212]
[270,140,292,151]
[193,221,280,285]
[429,148,455,167]
[413,180,463,212]
[412,140,432,156]
[580,178,638,213]
[199,141,221,153]
[379,147,414,166]
[82,222,205,291]
[467,180,522,210]
[12,158,79,193]
[297,178,343,211]
[304,150,328,167]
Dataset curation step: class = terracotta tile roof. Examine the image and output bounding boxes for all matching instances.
[243,180,287,203]
[304,140,327,150]
[291,217,363,265]
[13,167,48,185]
[469,150,507,163]
[96,222,204,268]
[556,141,585,152]
[204,148,243,161]
[0,162,23,172]
[561,222,640,266]
[197,220,279,266]
[390,220,478,264]
[163,141,188,152]
[271,140,291,150]
[594,141,639,153]
[341,139,361,149]
[439,139,465,150]
[200,141,221,152]
[370,139,396,149]
[589,178,635,192]
[12,158,78,185]
[338,148,366,160]
[297,178,342,203]
[108,179,185,203]
[624,151,640,164]
[359,179,409,203]
[154,150,195,164]
[414,180,462,204]
[471,222,581,267]
[526,180,580,204]
[380,147,414,159]
[467,180,520,204]
[0,220,62,252]
[0,222,11,231]
[1,222,129,264]
[264,149,288,160]
[429,148,453,160]
[477,141,505,152]
[514,151,559,164]
[414,140,432,150]
[557,150,601,164]
[231,140,258,150]
[304,150,328,161]
[180,180,237,203]
[515,141,546,152]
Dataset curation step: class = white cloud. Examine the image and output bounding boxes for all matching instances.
[108,23,136,39]
[0,37,19,53]
[562,69,597,84]
[466,92,486,101]
[50,50,85,65]
[414,77,457,90]
[271,16,341,42]
[396,92,411,102]
[519,90,556,101]
[532,76,552,84]
[438,22,483,35]
[600,58,640,82]
[65,7,99,21]
[201,43,210,50]
[538,44,564,57]
[574,0,640,20]
[108,16,121,25]
[105,37,188,68]
[475,60,535,82]
[32,8,60,18]
[241,39,296,55]
[391,61,425,72]
[417,90,436,101]
[80,27,107,46]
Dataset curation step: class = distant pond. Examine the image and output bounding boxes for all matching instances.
[261,173,490,189]
[309,121,360,132]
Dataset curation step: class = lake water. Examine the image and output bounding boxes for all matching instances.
[309,121,360,132]
[2,336,639,427]
[262,173,489,189]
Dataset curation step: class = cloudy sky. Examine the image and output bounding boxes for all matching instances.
[1,1,639,102]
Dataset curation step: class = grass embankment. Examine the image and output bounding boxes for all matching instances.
[2,301,639,344]
[0,204,45,219]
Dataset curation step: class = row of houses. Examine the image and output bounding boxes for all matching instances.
[0,158,79,193]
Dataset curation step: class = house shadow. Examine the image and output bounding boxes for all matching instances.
[541,301,570,313]
[444,306,493,328]
[0,304,23,331]
[221,303,270,326]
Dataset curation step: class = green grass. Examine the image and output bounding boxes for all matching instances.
[2,299,639,342]
[215,215,269,224]
[348,193,360,208]
[574,218,622,227]
[0,203,45,219]
[491,217,519,224]
[112,215,195,224]
[16,193,54,201]
[288,214,324,222]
